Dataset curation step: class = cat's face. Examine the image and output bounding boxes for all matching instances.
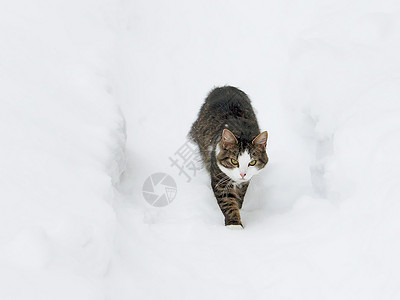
[216,129,268,183]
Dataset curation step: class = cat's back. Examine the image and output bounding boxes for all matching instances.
[203,86,253,119]
[190,86,258,145]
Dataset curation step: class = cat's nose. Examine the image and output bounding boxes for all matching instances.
[240,173,246,178]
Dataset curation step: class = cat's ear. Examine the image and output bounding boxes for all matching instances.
[252,131,268,149]
[222,129,238,149]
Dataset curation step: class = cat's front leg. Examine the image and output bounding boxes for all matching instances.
[218,196,242,226]
[235,182,249,209]
[213,186,243,227]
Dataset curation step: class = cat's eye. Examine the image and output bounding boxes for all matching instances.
[231,158,238,165]
[249,160,257,166]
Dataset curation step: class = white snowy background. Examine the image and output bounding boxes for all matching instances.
[1,0,400,299]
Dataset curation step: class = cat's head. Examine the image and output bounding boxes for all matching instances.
[216,129,268,183]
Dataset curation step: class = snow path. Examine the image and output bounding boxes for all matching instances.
[112,1,400,299]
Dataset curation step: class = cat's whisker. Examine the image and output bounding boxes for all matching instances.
[222,179,233,198]
[215,177,230,189]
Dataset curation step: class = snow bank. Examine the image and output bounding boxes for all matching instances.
[283,6,400,297]
[0,1,125,299]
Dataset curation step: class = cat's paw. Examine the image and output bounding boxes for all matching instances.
[226,224,244,230]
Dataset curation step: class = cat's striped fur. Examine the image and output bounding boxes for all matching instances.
[189,86,268,227]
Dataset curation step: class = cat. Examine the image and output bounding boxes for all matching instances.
[189,86,268,229]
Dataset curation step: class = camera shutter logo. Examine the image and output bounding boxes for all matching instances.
[142,173,177,207]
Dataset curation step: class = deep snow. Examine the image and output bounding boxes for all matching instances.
[1,0,400,299]
[0,1,125,299]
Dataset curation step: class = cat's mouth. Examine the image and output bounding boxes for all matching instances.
[237,178,249,183]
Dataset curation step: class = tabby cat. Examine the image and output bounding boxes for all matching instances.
[189,86,268,229]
